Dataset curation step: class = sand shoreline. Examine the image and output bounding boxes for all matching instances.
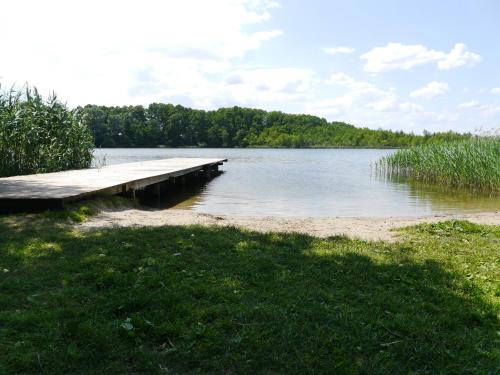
[79,208,500,241]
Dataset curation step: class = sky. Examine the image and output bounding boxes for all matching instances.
[2,0,500,133]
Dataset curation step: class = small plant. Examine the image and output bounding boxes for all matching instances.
[377,137,500,192]
[0,84,94,177]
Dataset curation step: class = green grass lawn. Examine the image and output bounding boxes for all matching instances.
[0,207,498,374]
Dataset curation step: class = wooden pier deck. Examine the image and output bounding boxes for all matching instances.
[0,158,226,211]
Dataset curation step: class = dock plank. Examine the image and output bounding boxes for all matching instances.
[0,158,226,203]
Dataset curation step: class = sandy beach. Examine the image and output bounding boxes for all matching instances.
[79,207,500,241]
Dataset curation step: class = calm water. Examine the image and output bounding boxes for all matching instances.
[93,148,500,217]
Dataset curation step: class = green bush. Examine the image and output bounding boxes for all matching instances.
[0,84,94,177]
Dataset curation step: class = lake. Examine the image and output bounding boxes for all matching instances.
[93,148,500,217]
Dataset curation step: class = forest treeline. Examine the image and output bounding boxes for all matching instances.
[83,104,470,148]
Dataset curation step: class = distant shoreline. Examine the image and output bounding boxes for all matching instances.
[94,146,402,150]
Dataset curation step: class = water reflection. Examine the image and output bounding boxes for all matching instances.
[404,181,499,213]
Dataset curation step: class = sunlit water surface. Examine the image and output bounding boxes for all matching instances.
[93,148,500,217]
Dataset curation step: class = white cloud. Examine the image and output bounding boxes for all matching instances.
[361,43,481,73]
[399,102,424,113]
[410,81,449,99]
[320,73,423,117]
[329,73,392,96]
[458,100,480,108]
[307,73,452,132]
[0,1,496,134]
[323,73,425,117]
[492,88,500,94]
[323,46,355,55]
[322,72,400,112]
[437,43,482,69]
[456,101,500,118]
[128,64,317,110]
[479,105,500,118]
[228,68,316,94]
[0,0,283,106]
[211,67,317,107]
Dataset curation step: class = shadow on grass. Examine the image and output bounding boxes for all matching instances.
[0,218,497,374]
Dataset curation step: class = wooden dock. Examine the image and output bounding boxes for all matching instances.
[0,158,226,211]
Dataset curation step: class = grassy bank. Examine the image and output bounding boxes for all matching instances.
[377,137,500,192]
[0,208,498,373]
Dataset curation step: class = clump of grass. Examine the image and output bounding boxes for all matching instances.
[40,196,136,223]
[0,84,94,177]
[377,137,500,192]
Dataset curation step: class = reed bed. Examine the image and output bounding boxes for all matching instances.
[377,137,500,192]
[0,84,94,177]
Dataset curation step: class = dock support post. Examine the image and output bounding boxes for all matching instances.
[121,184,136,199]
[204,167,211,179]
[129,189,136,199]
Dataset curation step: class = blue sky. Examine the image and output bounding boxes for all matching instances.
[2,0,500,133]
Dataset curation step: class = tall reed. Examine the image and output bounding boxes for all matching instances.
[0,84,94,177]
[377,137,500,192]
